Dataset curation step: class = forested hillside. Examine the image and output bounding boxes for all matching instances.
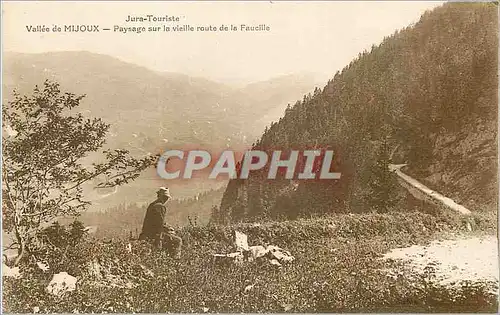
[3,52,319,211]
[216,2,498,223]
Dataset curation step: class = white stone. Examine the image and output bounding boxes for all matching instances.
[248,245,268,261]
[36,261,49,272]
[270,249,295,263]
[46,272,77,296]
[234,231,249,251]
[2,264,21,278]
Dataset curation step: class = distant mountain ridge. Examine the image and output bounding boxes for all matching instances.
[2,51,321,216]
[3,51,321,151]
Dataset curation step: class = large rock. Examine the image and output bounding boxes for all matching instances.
[214,232,295,266]
[46,272,77,296]
[267,245,295,263]
[2,264,21,278]
[234,231,249,251]
[246,245,268,261]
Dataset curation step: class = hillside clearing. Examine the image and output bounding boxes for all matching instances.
[383,235,499,292]
[3,211,498,313]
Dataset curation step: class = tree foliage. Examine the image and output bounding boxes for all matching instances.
[2,80,157,265]
[365,138,399,213]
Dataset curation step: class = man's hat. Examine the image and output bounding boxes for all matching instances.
[157,187,172,198]
[163,224,176,233]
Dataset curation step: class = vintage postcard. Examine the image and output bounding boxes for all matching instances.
[1,0,498,313]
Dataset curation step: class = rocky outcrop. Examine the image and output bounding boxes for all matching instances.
[213,231,295,267]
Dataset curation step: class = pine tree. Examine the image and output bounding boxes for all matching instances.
[367,138,399,213]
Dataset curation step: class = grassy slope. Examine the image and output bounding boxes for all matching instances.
[3,209,497,313]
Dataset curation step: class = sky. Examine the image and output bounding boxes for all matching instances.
[2,1,443,85]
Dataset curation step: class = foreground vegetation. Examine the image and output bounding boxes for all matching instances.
[3,209,498,313]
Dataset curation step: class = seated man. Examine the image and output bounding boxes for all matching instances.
[162,225,182,259]
[139,187,182,258]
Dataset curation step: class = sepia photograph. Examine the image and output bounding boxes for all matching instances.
[1,0,499,313]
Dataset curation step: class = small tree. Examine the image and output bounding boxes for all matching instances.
[39,221,69,249]
[366,137,399,213]
[68,220,87,244]
[2,81,157,265]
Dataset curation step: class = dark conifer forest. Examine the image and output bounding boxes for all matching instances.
[216,3,498,223]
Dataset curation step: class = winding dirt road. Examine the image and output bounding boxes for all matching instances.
[389,164,471,215]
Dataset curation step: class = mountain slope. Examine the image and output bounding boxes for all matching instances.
[2,51,245,152]
[234,73,324,139]
[3,52,321,150]
[2,51,321,216]
[217,2,498,223]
